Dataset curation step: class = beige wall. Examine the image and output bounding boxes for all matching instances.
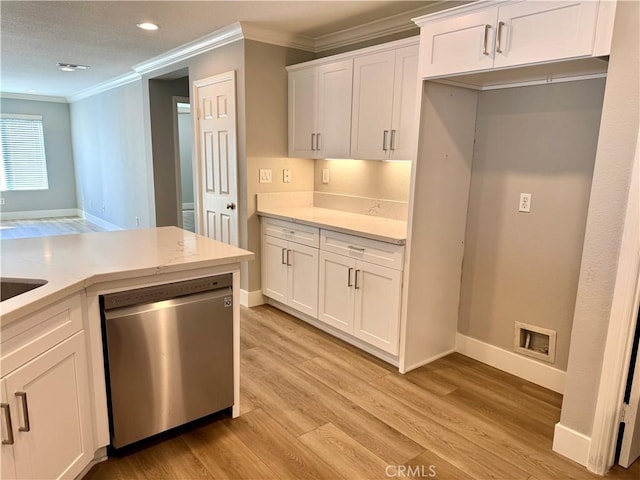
[244,40,315,293]
[314,159,411,202]
[458,79,606,371]
[560,0,640,437]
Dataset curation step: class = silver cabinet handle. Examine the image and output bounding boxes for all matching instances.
[1,403,14,445]
[347,267,354,287]
[354,270,361,290]
[286,249,292,266]
[348,245,365,252]
[281,248,287,265]
[382,130,389,151]
[311,133,316,151]
[390,130,396,151]
[482,24,491,56]
[496,21,505,53]
[15,392,30,432]
[316,133,321,151]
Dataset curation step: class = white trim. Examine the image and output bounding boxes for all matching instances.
[413,0,509,27]
[0,93,68,103]
[0,208,81,221]
[455,333,566,393]
[193,70,236,88]
[242,24,314,52]
[587,132,640,474]
[182,202,195,210]
[133,23,244,76]
[240,289,265,308]
[0,113,42,120]
[399,349,456,374]
[553,423,591,467]
[81,212,123,231]
[67,71,141,103]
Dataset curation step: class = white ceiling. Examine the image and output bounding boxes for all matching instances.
[0,0,453,99]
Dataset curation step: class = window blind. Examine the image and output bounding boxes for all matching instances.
[0,114,49,191]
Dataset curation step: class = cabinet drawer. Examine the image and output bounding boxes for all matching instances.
[320,230,404,270]
[262,217,320,248]
[1,294,83,375]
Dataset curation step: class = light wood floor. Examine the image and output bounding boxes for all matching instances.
[0,216,106,239]
[85,305,639,479]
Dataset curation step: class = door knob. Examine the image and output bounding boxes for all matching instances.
[226,202,236,210]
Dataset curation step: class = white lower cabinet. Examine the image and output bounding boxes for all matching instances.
[319,250,402,355]
[262,218,320,318]
[1,295,94,480]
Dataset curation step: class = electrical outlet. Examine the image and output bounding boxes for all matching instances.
[283,168,292,183]
[102,204,106,212]
[135,216,140,227]
[322,168,330,184]
[259,168,272,184]
[519,193,532,213]
[0,198,5,206]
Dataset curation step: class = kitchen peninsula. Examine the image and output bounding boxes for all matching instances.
[0,227,253,480]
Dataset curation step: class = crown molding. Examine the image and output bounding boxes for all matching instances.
[67,71,141,103]
[0,92,68,103]
[313,1,466,52]
[133,22,244,76]
[241,24,315,52]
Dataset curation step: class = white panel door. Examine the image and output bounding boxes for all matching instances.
[195,71,238,246]
[350,50,395,160]
[419,7,497,78]
[354,261,402,355]
[288,243,320,318]
[262,235,289,305]
[390,45,419,161]
[619,310,640,468]
[318,251,356,333]
[1,379,16,480]
[494,1,599,69]
[288,67,318,158]
[317,60,353,159]
[5,332,92,480]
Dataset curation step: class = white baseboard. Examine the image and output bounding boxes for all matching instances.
[553,423,591,467]
[82,212,123,231]
[400,349,456,374]
[240,289,265,308]
[0,208,81,221]
[455,333,566,393]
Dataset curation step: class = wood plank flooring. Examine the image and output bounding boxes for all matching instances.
[0,216,106,239]
[84,305,640,479]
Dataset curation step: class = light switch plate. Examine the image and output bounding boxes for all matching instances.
[283,168,292,183]
[519,193,532,212]
[322,168,330,184]
[259,168,272,183]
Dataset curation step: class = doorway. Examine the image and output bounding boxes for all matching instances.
[173,98,195,232]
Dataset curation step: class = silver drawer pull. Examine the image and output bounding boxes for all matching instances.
[286,249,292,266]
[1,403,14,445]
[347,267,354,287]
[348,245,365,252]
[311,133,316,151]
[281,248,287,265]
[482,24,491,56]
[282,229,296,235]
[354,269,361,290]
[496,21,505,53]
[16,392,30,432]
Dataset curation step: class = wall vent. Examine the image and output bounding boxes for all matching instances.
[514,322,556,363]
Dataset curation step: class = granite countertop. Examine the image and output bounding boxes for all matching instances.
[257,206,408,245]
[0,226,254,325]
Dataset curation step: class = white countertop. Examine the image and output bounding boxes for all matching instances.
[0,227,254,325]
[257,206,407,244]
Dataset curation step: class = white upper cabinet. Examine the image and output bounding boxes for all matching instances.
[416,0,614,79]
[288,59,353,159]
[350,45,419,160]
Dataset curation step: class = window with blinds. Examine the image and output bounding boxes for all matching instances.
[0,114,49,191]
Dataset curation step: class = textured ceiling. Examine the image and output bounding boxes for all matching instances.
[1,0,440,98]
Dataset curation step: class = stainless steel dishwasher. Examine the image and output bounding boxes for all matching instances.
[101,274,234,449]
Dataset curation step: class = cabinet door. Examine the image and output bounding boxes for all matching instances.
[390,45,419,160]
[288,243,319,318]
[317,60,353,159]
[494,1,599,69]
[318,251,356,333]
[262,235,289,305]
[350,50,395,160]
[288,67,317,158]
[5,332,93,480]
[1,380,16,480]
[354,261,402,355]
[419,7,497,78]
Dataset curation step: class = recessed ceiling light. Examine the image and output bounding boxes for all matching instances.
[137,22,159,31]
[26,89,38,94]
[57,62,90,72]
